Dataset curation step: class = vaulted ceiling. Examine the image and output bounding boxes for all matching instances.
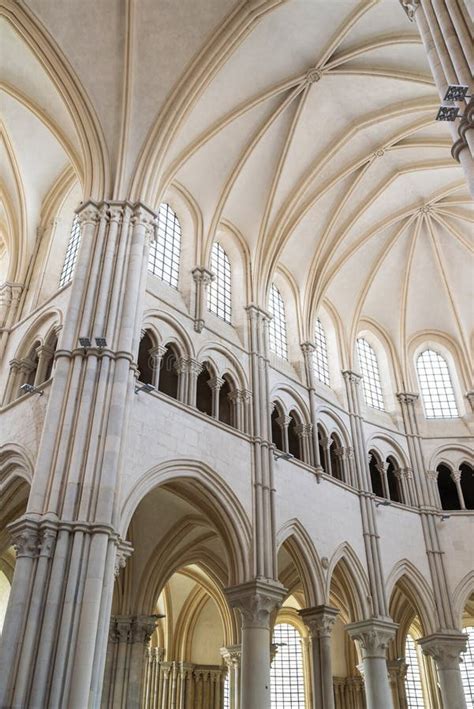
[1,0,472,376]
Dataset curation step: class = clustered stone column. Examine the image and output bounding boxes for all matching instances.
[400,0,474,195]
[141,658,225,709]
[347,618,398,709]
[101,615,159,709]
[333,676,365,709]
[300,341,324,475]
[0,282,23,358]
[226,578,286,709]
[387,658,409,709]
[300,605,339,709]
[0,200,155,709]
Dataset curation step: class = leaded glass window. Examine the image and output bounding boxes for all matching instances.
[356,337,384,410]
[314,318,330,385]
[416,349,458,419]
[405,635,425,708]
[207,242,231,322]
[270,623,305,708]
[461,626,474,707]
[59,215,81,287]
[148,203,181,288]
[268,284,288,360]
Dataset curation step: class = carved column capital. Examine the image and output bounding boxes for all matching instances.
[220,644,242,667]
[342,370,362,385]
[465,391,474,413]
[225,578,286,630]
[299,605,339,638]
[295,423,313,439]
[346,619,398,659]
[207,376,224,392]
[426,469,438,481]
[276,414,292,429]
[245,303,271,323]
[418,632,468,669]
[192,266,214,285]
[301,341,316,356]
[396,392,419,406]
[114,540,133,577]
[11,525,40,558]
[387,658,408,682]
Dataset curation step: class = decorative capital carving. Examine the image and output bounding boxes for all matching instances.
[11,526,39,558]
[110,614,162,644]
[387,658,408,681]
[396,392,419,406]
[299,605,339,638]
[76,201,100,226]
[114,540,133,577]
[465,391,474,413]
[207,376,224,392]
[192,266,214,285]
[220,644,242,667]
[225,578,286,630]
[276,414,292,429]
[426,469,438,481]
[342,370,362,385]
[295,423,313,439]
[399,0,420,21]
[300,341,316,356]
[245,304,271,323]
[346,619,398,659]
[418,632,467,669]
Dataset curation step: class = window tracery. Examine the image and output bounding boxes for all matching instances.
[59,215,81,287]
[416,349,458,419]
[313,319,330,386]
[356,338,384,410]
[268,285,288,360]
[270,623,305,708]
[207,242,231,323]
[405,634,425,708]
[148,203,181,288]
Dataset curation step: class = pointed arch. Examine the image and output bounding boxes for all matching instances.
[326,542,370,622]
[276,519,325,607]
[453,571,474,629]
[386,559,436,635]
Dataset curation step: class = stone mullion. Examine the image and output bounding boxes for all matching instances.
[320,436,332,476]
[276,414,291,453]
[451,469,466,509]
[301,342,324,473]
[191,267,214,333]
[376,462,390,500]
[3,358,22,403]
[208,376,224,420]
[342,370,389,619]
[33,344,55,386]
[295,424,313,465]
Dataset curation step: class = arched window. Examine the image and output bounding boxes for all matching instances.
[387,457,402,503]
[271,406,284,451]
[196,363,213,415]
[271,622,305,707]
[59,215,81,287]
[461,626,474,705]
[330,434,344,481]
[314,318,330,386]
[460,463,474,510]
[436,463,460,510]
[369,451,384,498]
[268,284,288,360]
[356,338,384,410]
[148,203,181,288]
[288,410,301,460]
[137,332,155,385]
[416,349,458,419]
[218,375,233,426]
[158,345,179,400]
[404,634,425,708]
[207,242,231,323]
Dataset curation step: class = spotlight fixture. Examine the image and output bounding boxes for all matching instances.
[440,514,451,521]
[443,84,470,102]
[273,451,294,461]
[95,337,107,349]
[135,382,156,395]
[436,105,460,122]
[19,383,43,396]
[375,499,391,508]
[79,337,92,352]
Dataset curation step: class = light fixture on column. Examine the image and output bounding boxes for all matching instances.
[95,337,107,349]
[440,514,451,521]
[19,383,44,397]
[273,451,294,461]
[135,382,156,395]
[436,106,461,122]
[443,84,470,102]
[79,337,92,354]
[375,499,391,508]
